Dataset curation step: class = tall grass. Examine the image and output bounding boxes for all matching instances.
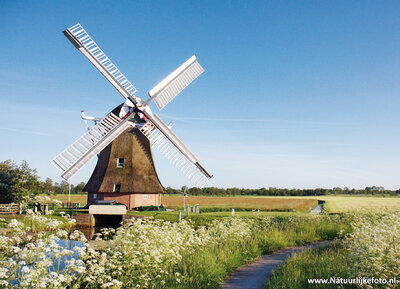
[0,214,351,288]
[153,215,351,288]
[265,242,354,289]
[266,211,400,289]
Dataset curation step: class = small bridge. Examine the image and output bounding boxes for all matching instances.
[74,204,127,227]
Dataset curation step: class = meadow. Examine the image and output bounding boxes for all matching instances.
[161,196,317,211]
[0,212,351,288]
[266,211,400,289]
[48,194,318,211]
[310,195,400,213]
[48,193,400,213]
[48,194,87,205]
[4,193,398,288]
[127,210,306,227]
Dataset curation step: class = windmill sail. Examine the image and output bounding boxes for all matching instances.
[63,23,139,104]
[59,24,212,186]
[146,55,204,110]
[140,112,212,187]
[51,112,132,180]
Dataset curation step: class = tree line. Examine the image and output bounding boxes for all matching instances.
[0,160,86,203]
[166,186,400,196]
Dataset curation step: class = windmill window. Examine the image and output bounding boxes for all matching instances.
[113,184,121,193]
[117,158,124,168]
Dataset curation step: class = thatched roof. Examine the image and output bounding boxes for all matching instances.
[84,124,165,194]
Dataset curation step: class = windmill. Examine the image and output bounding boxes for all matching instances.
[51,23,212,209]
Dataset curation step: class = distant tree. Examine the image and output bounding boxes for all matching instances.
[53,182,61,194]
[188,187,201,195]
[165,187,175,194]
[53,181,71,194]
[0,160,41,203]
[0,160,15,203]
[72,182,86,194]
[332,187,343,195]
[42,178,54,195]
[60,181,70,194]
[162,186,398,197]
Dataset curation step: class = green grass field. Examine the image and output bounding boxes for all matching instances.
[315,195,400,213]
[48,194,400,213]
[271,195,400,213]
[209,195,400,213]
[49,194,87,205]
[127,210,307,226]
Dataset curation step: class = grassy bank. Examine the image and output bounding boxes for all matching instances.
[0,214,71,231]
[174,215,351,288]
[127,210,305,226]
[88,215,351,289]
[0,213,351,288]
[266,210,400,289]
[265,242,355,289]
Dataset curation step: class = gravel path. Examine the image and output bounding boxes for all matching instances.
[220,240,332,289]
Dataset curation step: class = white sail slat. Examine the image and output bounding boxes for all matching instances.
[146,55,204,110]
[138,114,212,187]
[63,23,139,103]
[51,112,132,180]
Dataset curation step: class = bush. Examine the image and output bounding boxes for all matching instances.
[344,211,400,288]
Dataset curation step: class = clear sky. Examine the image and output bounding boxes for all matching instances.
[1,1,400,189]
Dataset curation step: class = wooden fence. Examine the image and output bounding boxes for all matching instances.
[0,203,19,214]
[0,203,81,215]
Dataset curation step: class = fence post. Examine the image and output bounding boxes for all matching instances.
[178,210,182,223]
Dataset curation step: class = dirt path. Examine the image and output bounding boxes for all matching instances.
[220,240,331,289]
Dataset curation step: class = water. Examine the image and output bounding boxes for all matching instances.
[310,204,323,214]
[11,239,85,287]
[74,224,120,240]
[9,224,120,286]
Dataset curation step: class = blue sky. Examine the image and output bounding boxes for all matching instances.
[1,1,400,189]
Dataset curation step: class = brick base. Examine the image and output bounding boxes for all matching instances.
[87,193,161,210]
